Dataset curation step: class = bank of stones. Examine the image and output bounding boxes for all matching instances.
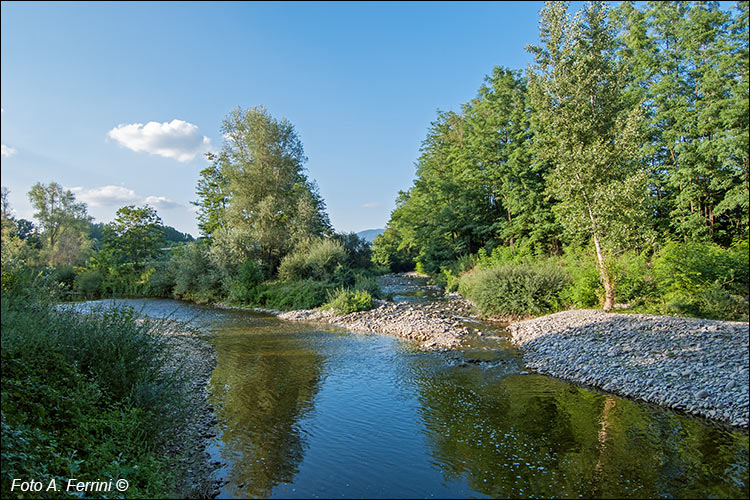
[507,309,749,428]
[158,324,223,497]
[279,299,470,349]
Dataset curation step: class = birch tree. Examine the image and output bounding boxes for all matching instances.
[527,1,648,310]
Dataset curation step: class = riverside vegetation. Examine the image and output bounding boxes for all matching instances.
[1,1,748,497]
[372,1,749,323]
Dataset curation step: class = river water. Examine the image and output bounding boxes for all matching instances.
[71,276,749,499]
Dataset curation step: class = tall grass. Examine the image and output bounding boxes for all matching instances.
[1,267,188,498]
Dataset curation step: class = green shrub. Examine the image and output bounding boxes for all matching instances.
[170,242,227,303]
[459,263,569,318]
[652,240,749,320]
[609,250,656,304]
[74,269,105,298]
[228,258,264,304]
[254,279,338,310]
[324,287,373,315]
[278,238,348,281]
[353,273,381,298]
[558,248,602,308]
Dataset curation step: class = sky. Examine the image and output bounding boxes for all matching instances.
[1,1,573,237]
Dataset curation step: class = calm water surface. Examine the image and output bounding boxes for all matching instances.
[71,297,749,499]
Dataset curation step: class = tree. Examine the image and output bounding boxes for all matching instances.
[527,1,649,310]
[193,152,230,238]
[211,106,331,272]
[27,182,92,266]
[104,205,166,269]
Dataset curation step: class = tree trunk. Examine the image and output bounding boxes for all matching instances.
[576,173,615,311]
[592,231,615,311]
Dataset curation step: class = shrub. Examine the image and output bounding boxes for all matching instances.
[228,258,264,304]
[652,240,749,320]
[324,287,373,315]
[458,263,569,318]
[170,242,227,303]
[558,248,602,308]
[278,238,348,281]
[1,280,186,498]
[74,269,105,298]
[609,250,656,305]
[254,279,338,310]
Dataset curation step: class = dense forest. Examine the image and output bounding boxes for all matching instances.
[373,1,748,321]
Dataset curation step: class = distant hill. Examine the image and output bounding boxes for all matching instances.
[356,228,385,243]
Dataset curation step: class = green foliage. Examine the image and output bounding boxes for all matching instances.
[228,259,264,303]
[558,248,602,308]
[253,279,338,311]
[652,240,749,320]
[216,106,332,271]
[324,287,374,315]
[1,277,185,498]
[333,232,373,270]
[104,205,166,270]
[26,182,93,267]
[170,241,227,304]
[73,269,105,299]
[459,263,569,318]
[278,238,348,281]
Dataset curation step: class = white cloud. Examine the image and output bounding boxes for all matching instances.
[69,185,140,207]
[143,195,181,209]
[107,119,211,162]
[1,144,16,157]
[68,185,183,211]
[361,202,380,209]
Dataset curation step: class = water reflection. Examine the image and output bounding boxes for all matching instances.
[208,320,327,498]
[67,299,749,498]
[410,361,749,498]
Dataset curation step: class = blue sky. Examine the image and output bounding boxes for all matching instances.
[2,1,567,236]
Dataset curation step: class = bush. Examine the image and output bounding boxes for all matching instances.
[558,248,602,308]
[228,258,264,304]
[324,287,373,315]
[458,263,569,318]
[652,240,749,320]
[170,242,227,303]
[278,238,348,281]
[74,269,105,298]
[253,279,338,310]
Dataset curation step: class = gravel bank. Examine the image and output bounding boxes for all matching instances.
[158,324,222,497]
[507,309,749,428]
[279,299,471,349]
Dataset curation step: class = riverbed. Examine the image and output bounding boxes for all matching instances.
[71,279,749,499]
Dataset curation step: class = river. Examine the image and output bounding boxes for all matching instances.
[70,275,749,499]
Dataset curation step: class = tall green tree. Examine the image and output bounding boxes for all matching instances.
[527,1,649,310]
[27,182,92,266]
[210,106,331,272]
[103,205,165,270]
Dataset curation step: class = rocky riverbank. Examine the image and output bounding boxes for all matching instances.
[508,309,750,428]
[279,299,472,349]
[157,323,222,497]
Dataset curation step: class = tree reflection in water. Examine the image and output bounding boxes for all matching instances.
[409,362,749,499]
[208,324,325,498]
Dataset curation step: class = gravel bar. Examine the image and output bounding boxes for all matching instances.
[279,299,470,349]
[507,309,749,428]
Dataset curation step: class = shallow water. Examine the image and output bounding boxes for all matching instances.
[69,296,750,499]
